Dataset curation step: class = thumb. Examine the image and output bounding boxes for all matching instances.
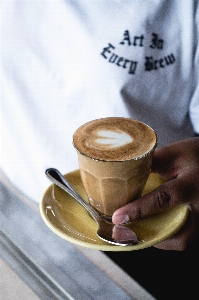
[112,178,184,224]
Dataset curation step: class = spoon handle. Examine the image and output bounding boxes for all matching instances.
[45,168,100,222]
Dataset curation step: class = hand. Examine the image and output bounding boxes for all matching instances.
[112,137,199,251]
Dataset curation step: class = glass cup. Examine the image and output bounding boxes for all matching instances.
[73,117,157,221]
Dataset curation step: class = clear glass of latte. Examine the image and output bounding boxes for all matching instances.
[73,117,157,221]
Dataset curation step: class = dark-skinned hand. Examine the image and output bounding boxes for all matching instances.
[112,137,199,251]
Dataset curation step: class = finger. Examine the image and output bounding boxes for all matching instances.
[151,147,179,179]
[151,137,199,179]
[112,225,138,244]
[112,178,186,225]
[154,208,199,251]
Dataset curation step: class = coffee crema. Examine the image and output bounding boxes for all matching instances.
[73,117,157,161]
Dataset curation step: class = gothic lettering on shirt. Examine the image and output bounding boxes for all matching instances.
[150,33,164,49]
[101,43,115,59]
[120,30,144,47]
[145,54,176,71]
[101,43,138,75]
[100,30,176,75]
[119,30,164,49]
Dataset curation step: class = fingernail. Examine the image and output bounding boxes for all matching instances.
[115,214,129,225]
[112,225,138,243]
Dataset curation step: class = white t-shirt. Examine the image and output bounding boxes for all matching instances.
[1,0,199,202]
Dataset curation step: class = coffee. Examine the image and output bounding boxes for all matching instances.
[73,118,157,220]
[73,117,156,161]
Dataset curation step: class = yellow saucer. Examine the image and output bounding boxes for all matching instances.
[40,170,189,251]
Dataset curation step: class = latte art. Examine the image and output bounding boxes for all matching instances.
[94,130,133,148]
[73,117,157,161]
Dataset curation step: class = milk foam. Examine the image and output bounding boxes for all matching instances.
[73,117,157,161]
[95,130,133,148]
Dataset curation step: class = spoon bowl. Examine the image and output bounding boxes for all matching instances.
[45,168,137,246]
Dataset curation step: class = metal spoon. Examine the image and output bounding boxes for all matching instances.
[45,168,137,246]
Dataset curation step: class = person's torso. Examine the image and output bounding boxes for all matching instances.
[1,0,198,202]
